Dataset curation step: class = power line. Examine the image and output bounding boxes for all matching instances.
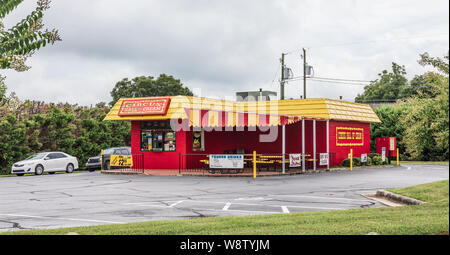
[285,76,373,85]
[308,78,370,86]
[312,76,374,83]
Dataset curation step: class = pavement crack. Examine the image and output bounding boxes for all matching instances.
[0,220,29,230]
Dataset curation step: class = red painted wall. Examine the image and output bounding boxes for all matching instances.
[131,119,371,169]
[131,120,187,170]
[329,121,371,165]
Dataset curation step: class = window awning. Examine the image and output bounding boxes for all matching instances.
[186,108,301,128]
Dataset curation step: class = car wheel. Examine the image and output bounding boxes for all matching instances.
[66,163,74,173]
[16,173,24,176]
[35,165,44,175]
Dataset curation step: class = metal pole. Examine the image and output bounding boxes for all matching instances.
[326,120,330,170]
[350,149,353,171]
[282,125,286,174]
[313,119,316,171]
[302,119,305,172]
[303,48,306,99]
[253,151,257,179]
[281,53,285,100]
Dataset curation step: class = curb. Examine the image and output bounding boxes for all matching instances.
[101,165,397,177]
[375,190,426,205]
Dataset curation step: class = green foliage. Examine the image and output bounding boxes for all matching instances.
[366,157,372,166]
[0,75,6,104]
[368,152,380,159]
[368,52,449,161]
[372,155,383,165]
[109,74,194,107]
[341,157,361,167]
[0,102,131,172]
[370,105,408,153]
[355,63,409,103]
[397,53,449,161]
[1,0,61,71]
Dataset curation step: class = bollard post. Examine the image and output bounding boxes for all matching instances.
[350,149,353,171]
[101,149,104,171]
[253,151,257,179]
[397,148,399,166]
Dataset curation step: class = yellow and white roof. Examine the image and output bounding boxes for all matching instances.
[104,96,381,126]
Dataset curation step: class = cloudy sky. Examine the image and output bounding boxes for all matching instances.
[1,0,449,105]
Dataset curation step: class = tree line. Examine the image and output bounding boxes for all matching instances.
[0,75,193,174]
[363,52,449,161]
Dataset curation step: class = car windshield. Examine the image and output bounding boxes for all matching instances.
[103,148,115,154]
[25,153,47,160]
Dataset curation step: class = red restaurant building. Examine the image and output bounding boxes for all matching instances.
[104,96,381,172]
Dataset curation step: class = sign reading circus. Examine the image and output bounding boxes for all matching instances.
[118,98,171,116]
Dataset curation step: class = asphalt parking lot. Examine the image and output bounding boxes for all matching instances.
[0,164,448,232]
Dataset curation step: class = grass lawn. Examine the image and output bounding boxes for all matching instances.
[1,180,448,235]
[399,161,449,166]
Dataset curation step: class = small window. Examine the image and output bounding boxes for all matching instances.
[47,153,58,159]
[120,149,129,155]
[192,130,205,151]
[140,131,176,152]
[55,153,67,158]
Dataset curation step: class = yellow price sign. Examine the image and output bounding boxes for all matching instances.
[110,155,133,167]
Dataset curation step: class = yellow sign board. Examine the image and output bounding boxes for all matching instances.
[110,155,133,167]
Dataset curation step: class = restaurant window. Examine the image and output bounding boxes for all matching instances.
[192,130,205,151]
[141,130,176,152]
[140,121,176,152]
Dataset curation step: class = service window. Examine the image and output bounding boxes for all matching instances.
[140,130,176,152]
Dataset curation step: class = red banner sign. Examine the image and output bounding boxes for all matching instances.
[336,127,364,146]
[118,98,171,116]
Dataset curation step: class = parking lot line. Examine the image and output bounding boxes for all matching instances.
[269,194,370,203]
[0,213,124,224]
[169,201,184,207]
[222,202,232,211]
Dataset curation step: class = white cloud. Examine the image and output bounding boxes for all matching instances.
[1,0,448,105]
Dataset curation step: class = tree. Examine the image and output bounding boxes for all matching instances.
[0,75,6,105]
[399,52,449,161]
[1,0,61,71]
[109,74,194,107]
[370,105,408,155]
[401,74,437,99]
[355,63,409,103]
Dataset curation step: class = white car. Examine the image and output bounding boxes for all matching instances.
[11,152,79,176]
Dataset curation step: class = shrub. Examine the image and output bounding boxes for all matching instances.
[372,155,383,165]
[365,157,373,166]
[341,157,362,167]
[369,153,380,159]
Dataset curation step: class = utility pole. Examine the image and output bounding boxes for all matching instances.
[303,48,306,99]
[280,53,285,100]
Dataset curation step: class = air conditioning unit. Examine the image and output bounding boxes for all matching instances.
[236,89,277,102]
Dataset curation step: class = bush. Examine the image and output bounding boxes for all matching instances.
[365,157,373,166]
[369,153,380,159]
[372,155,383,165]
[341,157,361,167]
